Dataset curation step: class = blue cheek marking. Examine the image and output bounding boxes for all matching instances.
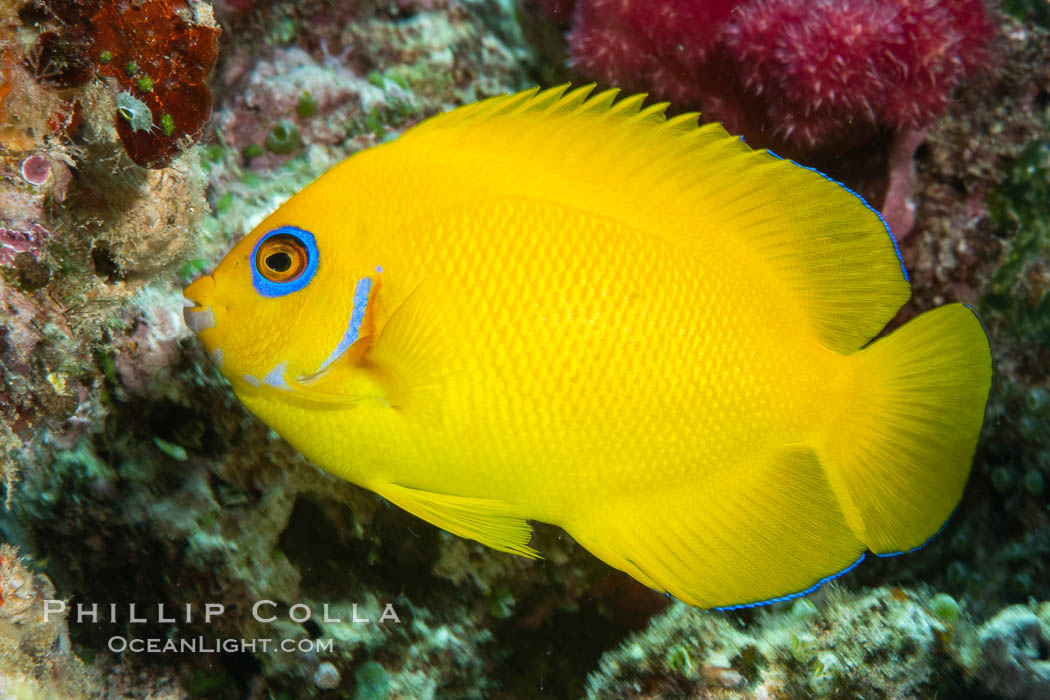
[250,226,320,298]
[318,277,373,371]
[242,361,290,391]
[764,149,909,283]
[262,361,290,390]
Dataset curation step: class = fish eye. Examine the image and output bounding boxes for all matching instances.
[257,235,306,281]
[250,226,319,297]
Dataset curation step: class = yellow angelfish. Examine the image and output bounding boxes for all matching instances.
[183,85,992,609]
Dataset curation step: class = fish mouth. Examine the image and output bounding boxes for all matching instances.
[183,274,218,336]
[183,304,216,334]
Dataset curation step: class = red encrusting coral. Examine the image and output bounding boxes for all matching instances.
[20,0,220,168]
[24,29,95,88]
[90,1,220,168]
[559,0,994,157]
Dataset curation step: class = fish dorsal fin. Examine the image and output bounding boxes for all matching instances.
[397,84,911,353]
[374,481,540,558]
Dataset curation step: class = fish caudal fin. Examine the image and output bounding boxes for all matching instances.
[821,303,992,554]
[568,447,866,609]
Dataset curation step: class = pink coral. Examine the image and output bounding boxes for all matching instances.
[563,0,993,156]
[19,155,52,186]
[0,224,49,267]
[569,0,738,104]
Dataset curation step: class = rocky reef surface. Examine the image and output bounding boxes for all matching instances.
[0,0,1048,698]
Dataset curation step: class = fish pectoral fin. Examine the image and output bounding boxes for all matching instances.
[567,447,865,609]
[369,278,457,416]
[264,275,456,410]
[280,375,369,406]
[374,481,540,558]
[282,336,380,405]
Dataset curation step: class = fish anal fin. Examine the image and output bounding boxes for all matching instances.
[375,482,540,558]
[567,447,864,609]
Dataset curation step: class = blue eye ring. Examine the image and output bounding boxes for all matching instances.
[250,226,319,297]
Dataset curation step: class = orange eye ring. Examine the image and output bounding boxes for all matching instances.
[255,234,308,283]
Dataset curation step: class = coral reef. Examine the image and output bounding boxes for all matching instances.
[587,587,1050,699]
[0,544,92,698]
[976,603,1050,699]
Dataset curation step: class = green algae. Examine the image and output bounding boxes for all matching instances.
[159,112,175,137]
[203,145,225,163]
[353,661,391,700]
[791,598,819,618]
[980,135,1050,345]
[665,644,692,675]
[242,143,263,160]
[188,668,230,696]
[152,436,187,461]
[1002,0,1050,27]
[213,191,234,215]
[931,593,961,623]
[488,584,515,619]
[362,108,385,140]
[265,121,301,154]
[296,90,318,118]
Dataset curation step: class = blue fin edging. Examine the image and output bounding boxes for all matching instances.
[705,505,961,608]
[712,552,867,611]
[763,149,909,284]
[875,504,958,558]
[961,301,998,407]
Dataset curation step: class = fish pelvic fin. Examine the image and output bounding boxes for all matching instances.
[820,303,993,554]
[374,482,540,558]
[566,447,865,609]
